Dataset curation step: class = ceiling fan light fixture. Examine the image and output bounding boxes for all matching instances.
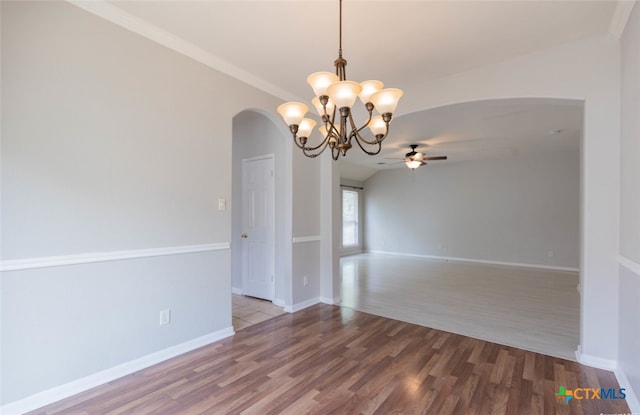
[277,0,402,160]
[405,159,422,170]
[396,144,448,170]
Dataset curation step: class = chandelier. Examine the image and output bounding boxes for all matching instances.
[276,0,403,160]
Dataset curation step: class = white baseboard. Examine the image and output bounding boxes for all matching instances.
[231,287,242,295]
[320,296,341,305]
[366,250,579,272]
[615,367,640,412]
[575,348,617,371]
[1,327,235,415]
[284,297,321,313]
[340,249,363,257]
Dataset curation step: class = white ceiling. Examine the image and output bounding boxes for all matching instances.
[92,0,622,180]
[341,98,584,180]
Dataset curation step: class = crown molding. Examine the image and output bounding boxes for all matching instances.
[609,0,636,39]
[66,0,298,102]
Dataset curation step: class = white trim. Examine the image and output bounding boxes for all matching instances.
[231,287,243,295]
[0,243,230,272]
[292,236,321,243]
[575,348,617,371]
[320,296,341,305]
[340,249,364,257]
[283,297,321,313]
[366,250,580,273]
[66,1,298,103]
[615,367,640,412]
[618,254,640,276]
[609,0,636,39]
[0,327,235,415]
[273,298,286,308]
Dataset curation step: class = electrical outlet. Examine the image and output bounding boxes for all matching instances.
[547,250,554,258]
[159,309,171,326]
[217,198,226,211]
[303,275,309,286]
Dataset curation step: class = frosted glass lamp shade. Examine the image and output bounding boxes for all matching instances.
[413,152,424,162]
[297,118,316,138]
[307,72,339,97]
[312,96,335,116]
[327,81,362,110]
[277,102,309,126]
[368,115,387,136]
[359,80,383,104]
[405,160,422,170]
[370,88,403,114]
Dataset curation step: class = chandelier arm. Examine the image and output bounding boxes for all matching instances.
[326,118,341,138]
[292,136,307,150]
[348,112,388,146]
[302,137,331,158]
[352,134,383,155]
[351,109,374,135]
[301,138,328,152]
[353,125,389,145]
[331,144,341,160]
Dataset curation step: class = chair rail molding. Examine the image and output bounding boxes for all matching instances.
[618,254,640,277]
[292,236,321,244]
[0,243,231,272]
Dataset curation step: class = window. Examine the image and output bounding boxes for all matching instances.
[342,189,359,247]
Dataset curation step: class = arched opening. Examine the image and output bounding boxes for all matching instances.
[231,109,293,324]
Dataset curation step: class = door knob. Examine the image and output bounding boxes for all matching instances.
[241,233,248,238]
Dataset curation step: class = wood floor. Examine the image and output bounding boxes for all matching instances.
[340,253,580,360]
[29,305,628,415]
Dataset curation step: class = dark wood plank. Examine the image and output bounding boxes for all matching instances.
[27,304,631,415]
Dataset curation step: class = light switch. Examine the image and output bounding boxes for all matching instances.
[218,198,226,211]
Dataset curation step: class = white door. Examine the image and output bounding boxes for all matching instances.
[241,155,275,300]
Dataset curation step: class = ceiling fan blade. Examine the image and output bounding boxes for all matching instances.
[424,156,448,160]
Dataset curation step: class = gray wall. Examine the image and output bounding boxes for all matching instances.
[618,2,640,406]
[291,140,322,305]
[1,1,282,404]
[364,150,580,269]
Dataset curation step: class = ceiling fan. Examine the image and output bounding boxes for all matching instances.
[386,144,448,170]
